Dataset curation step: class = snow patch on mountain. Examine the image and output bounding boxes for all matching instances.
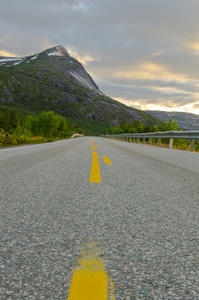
[13,61,22,65]
[30,55,38,60]
[47,46,69,57]
[48,52,60,57]
[0,57,22,63]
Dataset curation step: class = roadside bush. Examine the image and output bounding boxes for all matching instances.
[0,128,6,144]
[195,141,199,152]
[0,128,12,146]
[174,139,190,150]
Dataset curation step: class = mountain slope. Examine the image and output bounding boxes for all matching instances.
[145,110,199,130]
[0,45,161,134]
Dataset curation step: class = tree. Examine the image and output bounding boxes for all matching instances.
[112,127,124,134]
[167,117,179,131]
[57,117,68,137]
[14,121,23,136]
[128,127,138,133]
[23,115,32,136]
[30,116,39,136]
[133,120,145,132]
[159,118,179,131]
[38,111,61,138]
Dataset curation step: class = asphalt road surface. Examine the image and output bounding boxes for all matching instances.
[1,137,199,299]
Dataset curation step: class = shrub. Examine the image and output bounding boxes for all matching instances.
[0,128,11,145]
[0,128,6,144]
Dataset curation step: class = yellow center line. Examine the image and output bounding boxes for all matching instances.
[67,243,115,300]
[103,156,112,165]
[90,151,101,182]
[92,144,95,150]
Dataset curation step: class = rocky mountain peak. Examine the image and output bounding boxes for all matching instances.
[43,45,69,57]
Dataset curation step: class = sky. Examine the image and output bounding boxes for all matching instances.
[1,0,199,115]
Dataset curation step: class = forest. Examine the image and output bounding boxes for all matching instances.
[0,110,83,147]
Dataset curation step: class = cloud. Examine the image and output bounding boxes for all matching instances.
[112,62,188,81]
[67,48,96,65]
[0,50,16,57]
[1,0,199,114]
[186,41,199,55]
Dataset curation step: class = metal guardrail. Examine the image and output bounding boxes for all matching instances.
[71,133,84,138]
[101,131,199,152]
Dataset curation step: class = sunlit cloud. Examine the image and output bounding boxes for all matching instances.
[152,52,162,56]
[114,97,141,109]
[186,41,199,54]
[68,48,96,65]
[0,50,16,57]
[115,97,199,115]
[114,62,188,82]
[151,86,192,95]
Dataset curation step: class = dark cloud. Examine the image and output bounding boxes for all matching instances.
[1,0,199,113]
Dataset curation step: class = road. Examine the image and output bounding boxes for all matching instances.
[0,137,199,299]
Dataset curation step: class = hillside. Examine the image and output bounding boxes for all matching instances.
[145,110,199,130]
[0,45,161,135]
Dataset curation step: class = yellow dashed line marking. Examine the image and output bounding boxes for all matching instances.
[67,243,115,300]
[92,144,95,150]
[97,146,100,148]
[90,152,101,182]
[109,280,115,300]
[103,156,112,165]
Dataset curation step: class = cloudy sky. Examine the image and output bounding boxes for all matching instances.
[1,0,199,115]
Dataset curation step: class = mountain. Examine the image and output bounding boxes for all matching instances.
[0,45,161,135]
[145,110,199,130]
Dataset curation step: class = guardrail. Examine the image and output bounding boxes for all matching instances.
[101,131,199,152]
[71,133,84,138]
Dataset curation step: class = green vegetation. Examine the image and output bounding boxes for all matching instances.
[108,119,151,134]
[0,110,83,147]
[107,118,199,152]
[66,117,110,136]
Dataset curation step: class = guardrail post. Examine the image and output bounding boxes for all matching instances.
[158,138,161,147]
[143,138,146,144]
[170,138,173,149]
[133,137,135,143]
[138,137,140,143]
[149,138,152,145]
[190,139,194,151]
